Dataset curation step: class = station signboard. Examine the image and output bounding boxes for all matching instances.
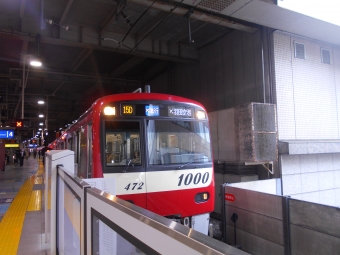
[5,144,19,148]
[0,130,14,139]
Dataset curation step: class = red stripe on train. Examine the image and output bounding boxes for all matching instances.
[118,186,214,217]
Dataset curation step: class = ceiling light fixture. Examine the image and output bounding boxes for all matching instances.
[30,58,42,67]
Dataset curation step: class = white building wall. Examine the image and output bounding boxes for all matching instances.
[274,31,340,207]
[334,47,340,136]
[273,31,340,140]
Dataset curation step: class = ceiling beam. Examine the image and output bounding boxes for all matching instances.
[101,6,118,33]
[51,82,66,96]
[142,60,171,82]
[68,48,93,73]
[59,0,74,25]
[7,68,141,84]
[169,22,207,44]
[0,29,198,64]
[137,12,169,40]
[129,0,258,33]
[112,56,146,77]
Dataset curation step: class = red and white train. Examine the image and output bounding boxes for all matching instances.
[50,87,214,232]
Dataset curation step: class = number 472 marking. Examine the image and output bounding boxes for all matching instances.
[124,182,144,191]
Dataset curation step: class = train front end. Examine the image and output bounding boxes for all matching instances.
[94,93,214,233]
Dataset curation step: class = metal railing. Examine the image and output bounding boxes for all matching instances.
[45,150,249,255]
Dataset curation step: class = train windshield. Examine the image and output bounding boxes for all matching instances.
[105,121,141,166]
[147,120,212,165]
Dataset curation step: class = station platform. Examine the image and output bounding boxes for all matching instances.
[0,153,248,255]
[0,156,47,255]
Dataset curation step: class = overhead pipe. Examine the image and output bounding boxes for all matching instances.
[128,0,257,33]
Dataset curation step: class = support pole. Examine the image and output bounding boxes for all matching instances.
[22,58,25,119]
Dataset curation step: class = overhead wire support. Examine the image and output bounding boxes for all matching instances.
[184,8,194,43]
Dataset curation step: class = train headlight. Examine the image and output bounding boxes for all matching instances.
[196,110,206,119]
[104,106,116,115]
[195,192,209,203]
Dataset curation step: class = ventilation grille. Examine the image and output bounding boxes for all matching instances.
[197,0,236,12]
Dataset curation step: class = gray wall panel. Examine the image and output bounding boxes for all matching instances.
[232,31,245,106]
[290,224,340,255]
[226,226,284,255]
[289,199,340,238]
[199,49,208,108]
[207,44,216,110]
[225,186,283,219]
[215,39,225,110]
[225,206,284,245]
[222,35,235,109]
[217,108,238,161]
[243,32,257,103]
[149,30,265,111]
[254,30,265,103]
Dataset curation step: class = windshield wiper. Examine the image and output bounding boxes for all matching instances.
[123,159,132,172]
[176,158,209,169]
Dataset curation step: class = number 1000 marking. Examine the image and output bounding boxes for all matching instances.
[178,172,209,186]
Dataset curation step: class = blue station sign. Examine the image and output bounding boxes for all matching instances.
[0,130,14,139]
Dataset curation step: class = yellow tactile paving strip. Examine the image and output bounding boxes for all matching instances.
[0,176,35,255]
[27,164,44,211]
[0,161,44,254]
[27,190,42,211]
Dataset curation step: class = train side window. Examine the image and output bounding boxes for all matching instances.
[105,121,141,167]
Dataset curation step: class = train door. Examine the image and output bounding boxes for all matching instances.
[87,124,92,177]
[79,125,89,178]
[67,137,72,151]
[103,120,146,208]
[75,129,82,178]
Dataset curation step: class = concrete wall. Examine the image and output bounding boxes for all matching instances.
[149,29,265,112]
[280,153,340,207]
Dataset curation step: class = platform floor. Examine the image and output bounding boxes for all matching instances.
[0,156,47,255]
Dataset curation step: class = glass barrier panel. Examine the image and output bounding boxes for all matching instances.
[57,175,81,254]
[92,214,146,255]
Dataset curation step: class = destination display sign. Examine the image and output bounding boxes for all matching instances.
[0,130,14,139]
[145,105,159,116]
[168,106,193,118]
[121,104,135,115]
[118,103,198,118]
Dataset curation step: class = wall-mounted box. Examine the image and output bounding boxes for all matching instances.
[209,103,277,163]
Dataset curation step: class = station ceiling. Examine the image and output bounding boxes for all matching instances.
[0,0,259,140]
[1,0,338,141]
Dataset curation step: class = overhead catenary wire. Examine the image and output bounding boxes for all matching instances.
[100,0,159,86]
[128,0,184,54]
